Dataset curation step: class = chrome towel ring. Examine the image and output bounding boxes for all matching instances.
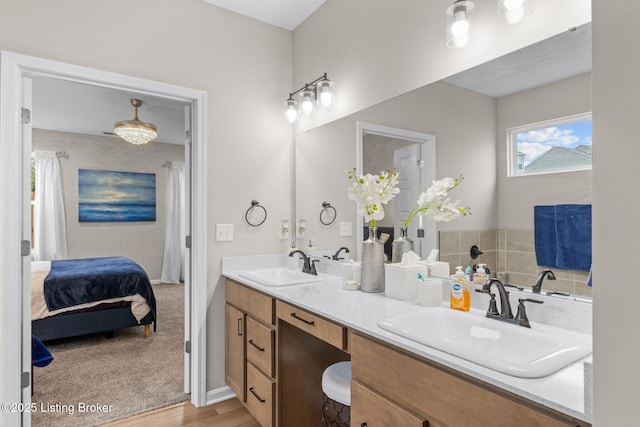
[320,201,337,225]
[245,200,267,227]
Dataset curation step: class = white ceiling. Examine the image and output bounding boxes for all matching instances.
[32,77,189,145]
[201,0,327,31]
[445,23,591,98]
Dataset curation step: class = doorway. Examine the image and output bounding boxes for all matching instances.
[0,51,208,426]
[356,121,437,261]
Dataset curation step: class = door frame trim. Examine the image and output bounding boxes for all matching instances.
[356,121,437,261]
[0,51,208,422]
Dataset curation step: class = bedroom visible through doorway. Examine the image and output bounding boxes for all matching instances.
[0,51,208,427]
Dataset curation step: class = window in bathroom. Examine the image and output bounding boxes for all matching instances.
[507,113,592,176]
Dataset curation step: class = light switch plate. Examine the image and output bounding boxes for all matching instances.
[216,223,234,241]
[339,222,352,237]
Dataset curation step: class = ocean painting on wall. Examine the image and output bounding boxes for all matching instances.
[79,169,156,222]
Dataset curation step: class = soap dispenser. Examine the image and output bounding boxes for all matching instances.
[305,239,315,255]
[287,241,301,269]
[450,266,470,312]
[475,263,488,285]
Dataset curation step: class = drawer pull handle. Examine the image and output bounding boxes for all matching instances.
[249,387,266,403]
[291,312,315,326]
[248,339,265,352]
[361,423,368,427]
[237,318,243,336]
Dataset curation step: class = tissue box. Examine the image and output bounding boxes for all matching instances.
[417,278,443,307]
[423,261,450,278]
[384,263,428,301]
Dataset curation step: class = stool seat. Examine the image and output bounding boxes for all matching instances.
[322,361,351,406]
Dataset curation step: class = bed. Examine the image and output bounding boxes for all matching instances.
[31,256,157,342]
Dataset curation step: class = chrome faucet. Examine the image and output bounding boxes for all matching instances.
[476,278,544,328]
[289,250,318,275]
[533,269,556,294]
[332,247,350,260]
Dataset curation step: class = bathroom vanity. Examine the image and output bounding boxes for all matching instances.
[223,256,592,427]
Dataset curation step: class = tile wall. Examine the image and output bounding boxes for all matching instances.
[439,229,592,297]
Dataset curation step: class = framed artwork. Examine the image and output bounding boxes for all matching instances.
[79,169,156,222]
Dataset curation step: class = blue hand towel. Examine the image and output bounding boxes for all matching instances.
[555,204,592,272]
[534,206,557,268]
[32,335,53,368]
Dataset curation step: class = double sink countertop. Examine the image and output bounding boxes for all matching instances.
[222,254,592,424]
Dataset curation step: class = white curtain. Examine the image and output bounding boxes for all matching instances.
[161,162,185,284]
[33,151,68,261]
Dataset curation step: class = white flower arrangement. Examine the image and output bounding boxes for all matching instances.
[347,168,400,227]
[403,175,471,227]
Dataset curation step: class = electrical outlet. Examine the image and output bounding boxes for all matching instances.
[339,222,352,237]
[216,224,234,241]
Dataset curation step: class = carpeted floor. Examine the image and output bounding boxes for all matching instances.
[32,283,188,427]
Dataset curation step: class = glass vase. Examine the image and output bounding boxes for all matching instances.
[361,226,385,293]
[391,225,414,263]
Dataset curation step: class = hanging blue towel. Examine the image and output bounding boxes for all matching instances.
[555,204,592,272]
[31,335,53,368]
[534,206,557,268]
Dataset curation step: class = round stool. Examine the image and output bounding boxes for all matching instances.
[321,361,351,427]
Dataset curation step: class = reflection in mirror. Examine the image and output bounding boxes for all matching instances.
[295,23,592,298]
[356,122,436,262]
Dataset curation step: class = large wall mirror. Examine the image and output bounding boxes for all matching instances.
[295,23,592,298]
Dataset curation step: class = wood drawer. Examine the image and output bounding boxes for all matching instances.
[226,280,274,325]
[246,316,275,378]
[351,380,427,427]
[351,333,585,427]
[246,361,275,427]
[276,300,347,351]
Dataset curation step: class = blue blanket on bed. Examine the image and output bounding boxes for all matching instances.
[44,257,156,323]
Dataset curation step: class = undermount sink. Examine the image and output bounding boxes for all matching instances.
[238,268,323,287]
[377,307,592,378]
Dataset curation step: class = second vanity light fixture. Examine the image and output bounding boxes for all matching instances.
[446,0,475,48]
[497,0,532,25]
[446,0,532,48]
[284,73,334,124]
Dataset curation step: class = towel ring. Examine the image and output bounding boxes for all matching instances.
[319,201,337,226]
[245,200,267,227]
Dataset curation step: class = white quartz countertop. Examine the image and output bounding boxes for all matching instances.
[222,255,591,424]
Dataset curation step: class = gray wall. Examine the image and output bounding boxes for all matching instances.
[295,81,498,253]
[497,73,592,230]
[0,0,293,391]
[592,0,640,424]
[33,129,185,281]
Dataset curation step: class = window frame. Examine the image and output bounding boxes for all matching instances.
[507,112,592,177]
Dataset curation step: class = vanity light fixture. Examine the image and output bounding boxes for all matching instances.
[446,0,475,48]
[497,0,531,24]
[284,73,334,124]
[113,99,158,145]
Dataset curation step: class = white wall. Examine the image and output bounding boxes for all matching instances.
[497,73,592,230]
[592,1,640,424]
[0,0,293,391]
[293,0,591,132]
[33,129,185,280]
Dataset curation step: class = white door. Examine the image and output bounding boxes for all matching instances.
[183,104,192,393]
[394,144,422,256]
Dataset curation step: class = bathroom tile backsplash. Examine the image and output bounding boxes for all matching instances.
[439,229,592,297]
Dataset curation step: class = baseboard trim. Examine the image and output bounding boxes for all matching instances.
[206,386,237,405]
[150,279,161,285]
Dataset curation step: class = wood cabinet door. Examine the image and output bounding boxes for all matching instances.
[351,380,428,427]
[225,303,245,402]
